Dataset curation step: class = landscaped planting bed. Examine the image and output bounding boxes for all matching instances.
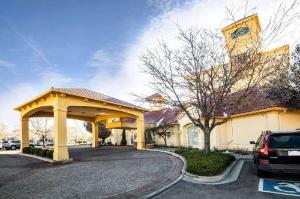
[22,147,53,159]
[175,149,235,176]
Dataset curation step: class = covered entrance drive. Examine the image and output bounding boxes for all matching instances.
[14,88,146,161]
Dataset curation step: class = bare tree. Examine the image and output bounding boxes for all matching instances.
[142,1,298,153]
[0,123,8,140]
[84,122,111,144]
[146,125,173,147]
[266,44,300,107]
[30,118,51,147]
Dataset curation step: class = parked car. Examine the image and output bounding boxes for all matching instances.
[75,139,87,145]
[250,130,300,176]
[45,140,54,146]
[2,140,21,150]
[29,141,36,148]
[36,140,54,146]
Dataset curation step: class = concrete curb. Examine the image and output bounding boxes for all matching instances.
[19,153,55,163]
[143,149,245,188]
[19,153,73,164]
[183,159,245,185]
[183,158,239,183]
[141,149,185,199]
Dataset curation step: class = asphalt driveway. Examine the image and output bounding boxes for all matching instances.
[2,148,299,199]
[154,161,300,199]
[0,146,182,199]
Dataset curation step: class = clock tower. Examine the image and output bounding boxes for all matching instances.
[222,14,262,56]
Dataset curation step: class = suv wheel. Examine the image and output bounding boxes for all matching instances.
[11,145,16,150]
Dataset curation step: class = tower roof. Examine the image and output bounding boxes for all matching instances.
[145,93,165,102]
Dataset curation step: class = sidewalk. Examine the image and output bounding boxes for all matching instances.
[0,150,21,155]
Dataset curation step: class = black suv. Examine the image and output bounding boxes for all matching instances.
[250,130,300,176]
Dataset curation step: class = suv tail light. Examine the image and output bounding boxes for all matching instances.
[259,133,270,157]
[259,146,268,156]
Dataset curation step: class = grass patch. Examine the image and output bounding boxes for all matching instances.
[175,149,235,176]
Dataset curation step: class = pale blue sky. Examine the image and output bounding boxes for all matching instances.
[0,0,299,130]
[0,0,184,91]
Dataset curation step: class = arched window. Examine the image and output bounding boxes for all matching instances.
[188,125,198,148]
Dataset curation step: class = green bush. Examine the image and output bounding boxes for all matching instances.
[120,130,127,146]
[175,149,235,176]
[22,147,53,159]
[41,149,48,157]
[46,150,53,159]
[28,147,34,155]
[35,148,42,156]
[22,147,30,153]
[34,148,39,155]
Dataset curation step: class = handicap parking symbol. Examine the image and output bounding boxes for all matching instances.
[259,178,300,197]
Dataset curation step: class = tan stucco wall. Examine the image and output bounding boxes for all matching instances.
[216,111,300,151]
[177,116,217,150]
[108,129,135,145]
[153,126,180,146]
[279,111,300,130]
[215,113,268,150]
[212,110,300,151]
[152,109,300,151]
[106,110,300,150]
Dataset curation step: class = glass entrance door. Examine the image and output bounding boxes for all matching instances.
[188,125,199,148]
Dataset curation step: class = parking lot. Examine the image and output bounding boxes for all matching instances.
[0,148,299,199]
[154,161,300,199]
[0,146,182,199]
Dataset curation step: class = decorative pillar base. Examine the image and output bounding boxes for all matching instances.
[137,142,145,149]
[92,123,99,148]
[136,116,145,150]
[53,146,69,161]
[21,117,29,150]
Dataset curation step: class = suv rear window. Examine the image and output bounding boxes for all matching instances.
[269,134,300,149]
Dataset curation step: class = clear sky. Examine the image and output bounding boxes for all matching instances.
[0,0,173,90]
[0,0,299,131]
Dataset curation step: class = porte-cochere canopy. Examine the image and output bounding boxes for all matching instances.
[14,87,146,161]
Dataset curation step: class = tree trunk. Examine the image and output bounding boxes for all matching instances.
[204,128,211,153]
[163,136,167,147]
[42,138,46,148]
[120,129,127,146]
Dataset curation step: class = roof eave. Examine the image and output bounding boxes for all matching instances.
[215,107,289,119]
[14,88,147,112]
[52,88,147,112]
[14,88,54,111]
[221,14,260,33]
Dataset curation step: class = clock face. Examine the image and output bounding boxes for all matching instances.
[231,26,249,39]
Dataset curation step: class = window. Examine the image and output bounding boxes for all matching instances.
[269,134,300,149]
[256,134,264,147]
[188,125,199,148]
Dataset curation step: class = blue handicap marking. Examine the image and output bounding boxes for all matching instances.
[259,178,300,197]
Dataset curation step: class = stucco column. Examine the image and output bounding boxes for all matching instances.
[53,105,69,161]
[136,116,145,149]
[21,117,29,149]
[92,122,99,147]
